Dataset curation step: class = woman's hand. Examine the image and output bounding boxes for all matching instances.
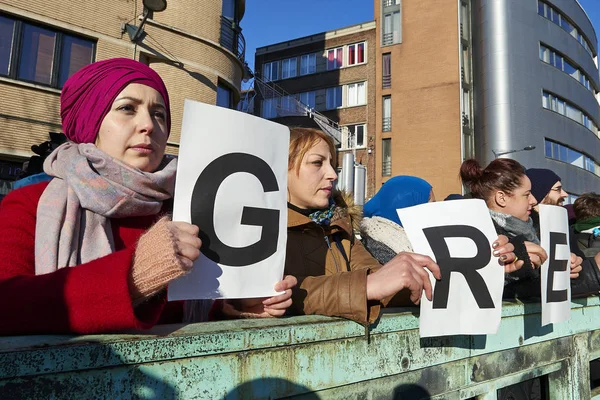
[524,241,548,269]
[570,253,583,279]
[493,235,523,273]
[167,221,202,269]
[223,275,298,318]
[366,252,441,304]
[131,218,202,303]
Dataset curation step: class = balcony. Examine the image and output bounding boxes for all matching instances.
[382,73,391,89]
[382,159,392,176]
[220,16,245,63]
[382,116,392,132]
[382,32,394,46]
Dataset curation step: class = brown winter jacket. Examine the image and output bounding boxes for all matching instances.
[285,198,385,325]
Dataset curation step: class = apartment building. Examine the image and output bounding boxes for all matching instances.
[254,22,377,198]
[0,0,247,197]
[473,0,600,199]
[374,0,600,199]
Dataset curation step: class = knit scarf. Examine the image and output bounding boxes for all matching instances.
[489,209,540,245]
[35,142,177,275]
[573,216,600,233]
[308,201,336,226]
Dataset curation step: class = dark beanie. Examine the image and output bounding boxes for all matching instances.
[525,168,561,203]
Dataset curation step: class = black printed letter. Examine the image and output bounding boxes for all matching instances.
[423,225,494,309]
[191,153,280,267]
[547,232,569,303]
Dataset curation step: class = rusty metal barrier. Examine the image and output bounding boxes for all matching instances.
[2,297,600,399]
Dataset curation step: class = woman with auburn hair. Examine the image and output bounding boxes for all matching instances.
[0,58,294,335]
[280,127,517,326]
[459,158,600,298]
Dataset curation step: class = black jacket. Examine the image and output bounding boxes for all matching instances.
[494,218,600,299]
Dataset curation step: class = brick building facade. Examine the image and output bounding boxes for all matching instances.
[254,22,377,198]
[0,0,247,196]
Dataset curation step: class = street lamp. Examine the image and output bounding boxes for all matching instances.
[492,145,536,158]
[123,0,168,42]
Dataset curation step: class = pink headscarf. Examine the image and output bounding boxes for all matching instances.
[60,58,171,144]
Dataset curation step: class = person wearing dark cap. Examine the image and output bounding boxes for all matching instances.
[0,58,295,335]
[525,168,600,295]
[525,168,568,207]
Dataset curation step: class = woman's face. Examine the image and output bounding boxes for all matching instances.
[502,176,537,221]
[287,138,337,209]
[95,83,168,172]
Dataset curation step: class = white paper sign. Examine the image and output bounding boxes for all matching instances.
[539,204,571,326]
[397,199,504,337]
[168,101,289,300]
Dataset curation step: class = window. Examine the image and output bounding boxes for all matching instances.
[262,61,278,81]
[545,139,600,177]
[300,53,316,75]
[222,0,236,20]
[382,138,392,176]
[281,57,297,79]
[540,43,593,92]
[0,14,95,88]
[343,124,366,149]
[382,53,391,89]
[216,83,233,109]
[327,47,343,70]
[383,96,392,131]
[326,86,342,109]
[542,91,598,135]
[347,82,366,107]
[538,1,594,58]
[0,16,15,75]
[383,11,401,45]
[348,42,365,66]
[261,97,278,119]
[299,91,316,109]
[279,95,297,116]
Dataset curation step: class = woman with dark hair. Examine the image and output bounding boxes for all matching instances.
[459,158,600,298]
[0,58,294,335]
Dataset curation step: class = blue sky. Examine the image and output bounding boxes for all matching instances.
[242,0,600,72]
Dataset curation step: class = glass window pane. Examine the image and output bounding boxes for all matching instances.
[18,23,56,85]
[393,11,401,43]
[356,125,364,147]
[0,16,15,76]
[348,84,357,106]
[553,142,559,159]
[559,145,568,162]
[216,84,232,108]
[552,9,560,25]
[545,140,552,157]
[348,45,356,65]
[357,43,365,63]
[222,0,236,20]
[58,35,93,88]
[563,60,577,78]
[538,1,544,16]
[557,99,565,115]
[560,17,572,33]
[542,92,549,108]
[358,82,365,104]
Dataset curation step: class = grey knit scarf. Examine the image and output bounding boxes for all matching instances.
[489,209,540,245]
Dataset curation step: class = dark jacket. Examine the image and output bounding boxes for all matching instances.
[496,217,600,299]
[573,226,600,259]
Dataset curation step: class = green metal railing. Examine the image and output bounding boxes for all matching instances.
[3,297,600,399]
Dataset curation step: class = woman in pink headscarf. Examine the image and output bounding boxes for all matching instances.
[0,58,295,335]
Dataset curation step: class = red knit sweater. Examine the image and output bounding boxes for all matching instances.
[0,181,182,335]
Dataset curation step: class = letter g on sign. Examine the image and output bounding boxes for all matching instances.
[191,153,280,267]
